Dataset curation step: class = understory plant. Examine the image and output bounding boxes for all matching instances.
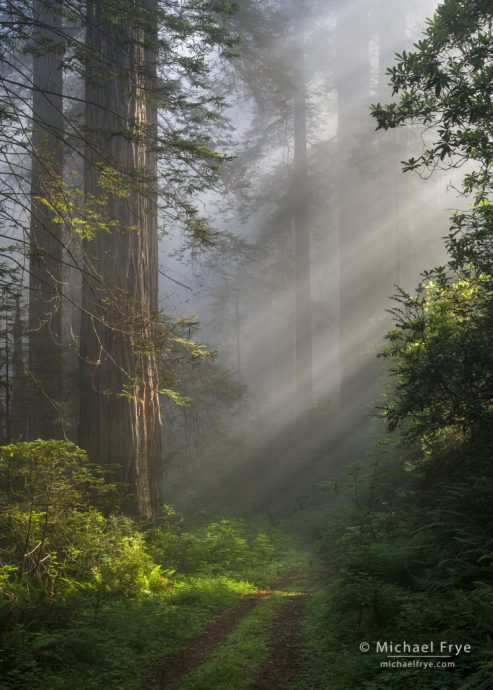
[0,440,298,690]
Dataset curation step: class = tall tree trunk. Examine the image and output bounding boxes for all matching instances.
[28,0,64,439]
[79,0,161,520]
[235,292,242,380]
[11,295,26,439]
[293,6,314,415]
[336,0,373,412]
[3,303,11,440]
[377,0,408,292]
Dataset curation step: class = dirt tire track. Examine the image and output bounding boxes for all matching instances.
[145,570,321,690]
[146,592,268,690]
[250,593,309,690]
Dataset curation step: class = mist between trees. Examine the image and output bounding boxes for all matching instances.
[4,1,493,688]
[0,0,454,519]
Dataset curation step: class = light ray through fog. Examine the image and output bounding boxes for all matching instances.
[159,0,464,510]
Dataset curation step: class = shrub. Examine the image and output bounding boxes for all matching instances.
[150,514,290,582]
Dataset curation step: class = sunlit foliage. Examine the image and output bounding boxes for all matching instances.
[381,270,493,439]
[0,441,299,689]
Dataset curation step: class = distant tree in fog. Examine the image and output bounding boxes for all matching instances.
[28,0,64,440]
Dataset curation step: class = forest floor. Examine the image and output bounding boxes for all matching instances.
[147,570,322,690]
[1,514,321,690]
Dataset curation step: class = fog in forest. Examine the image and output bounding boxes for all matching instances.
[155,0,456,512]
[0,0,461,515]
[3,3,493,686]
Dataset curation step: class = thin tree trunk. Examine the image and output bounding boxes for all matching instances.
[28,0,64,439]
[293,6,314,415]
[11,294,25,439]
[4,303,11,440]
[79,0,161,520]
[235,292,242,380]
[336,0,373,412]
[377,0,407,291]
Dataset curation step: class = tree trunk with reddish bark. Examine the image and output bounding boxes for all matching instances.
[79,0,161,519]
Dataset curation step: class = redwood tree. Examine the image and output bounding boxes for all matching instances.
[28,0,64,439]
[79,0,161,519]
[336,0,373,411]
[293,1,314,415]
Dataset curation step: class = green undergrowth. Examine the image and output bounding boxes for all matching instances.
[179,593,286,690]
[3,578,257,690]
[298,436,493,690]
[3,579,243,690]
[0,441,305,690]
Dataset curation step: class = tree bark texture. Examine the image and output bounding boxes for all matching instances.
[79,0,161,519]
